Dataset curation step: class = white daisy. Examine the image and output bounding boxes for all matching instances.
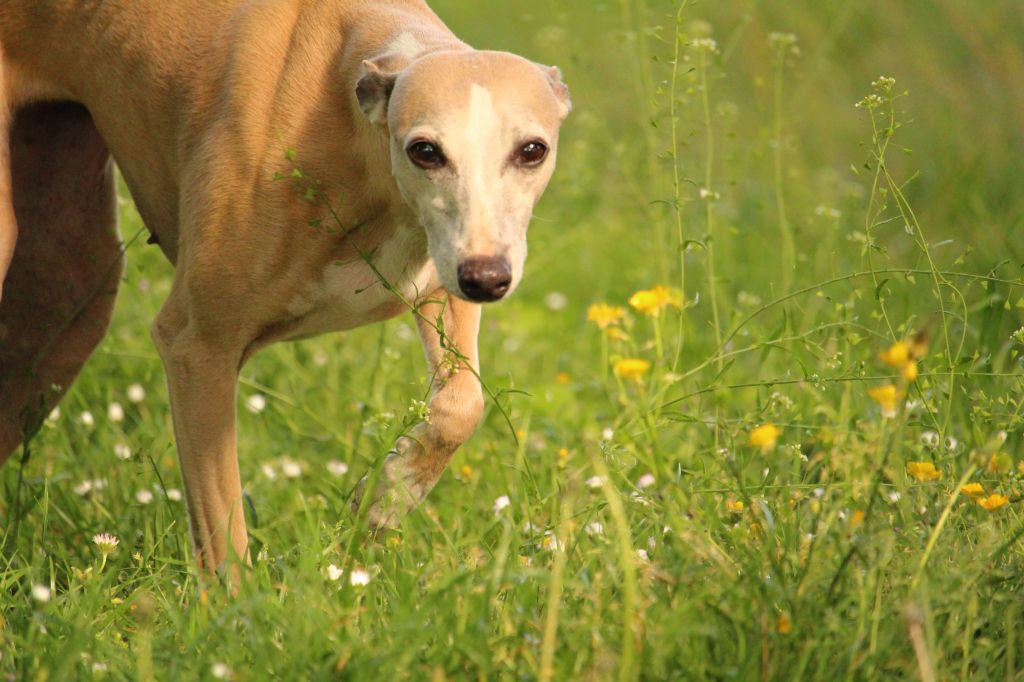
[245,394,267,414]
[126,384,146,404]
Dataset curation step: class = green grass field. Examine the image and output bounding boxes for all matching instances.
[4,0,1024,679]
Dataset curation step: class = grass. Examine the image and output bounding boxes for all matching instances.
[4,0,1024,679]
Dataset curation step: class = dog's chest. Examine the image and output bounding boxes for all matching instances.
[283,225,439,337]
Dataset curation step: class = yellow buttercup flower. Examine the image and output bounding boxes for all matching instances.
[977,493,1009,511]
[628,285,681,317]
[901,361,918,382]
[906,461,941,482]
[748,424,781,451]
[613,358,651,382]
[725,498,745,512]
[587,303,626,329]
[960,482,985,499]
[878,341,910,367]
[879,340,922,383]
[776,616,792,635]
[868,384,901,418]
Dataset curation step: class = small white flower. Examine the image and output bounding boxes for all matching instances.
[92,533,119,553]
[107,402,125,423]
[113,443,132,460]
[349,568,371,586]
[636,549,650,561]
[91,662,109,673]
[126,384,146,404]
[544,292,568,311]
[944,436,959,452]
[585,476,605,490]
[326,564,344,582]
[601,427,614,441]
[540,532,562,552]
[166,488,182,502]
[47,407,61,423]
[584,521,604,536]
[261,463,277,480]
[135,489,154,505]
[245,394,267,414]
[281,458,302,478]
[80,411,95,428]
[92,478,108,491]
[73,480,94,496]
[493,495,511,513]
[522,522,540,534]
[312,349,329,366]
[887,491,902,503]
[211,662,231,680]
[920,431,940,449]
[813,487,825,499]
[32,584,52,602]
[326,460,349,476]
[636,473,656,489]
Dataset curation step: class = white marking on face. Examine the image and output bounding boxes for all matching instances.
[387,33,424,60]
[464,84,499,254]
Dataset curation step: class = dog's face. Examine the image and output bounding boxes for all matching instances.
[356,51,570,302]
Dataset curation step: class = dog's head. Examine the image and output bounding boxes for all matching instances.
[356,50,570,302]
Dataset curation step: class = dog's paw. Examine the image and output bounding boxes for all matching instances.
[351,447,431,529]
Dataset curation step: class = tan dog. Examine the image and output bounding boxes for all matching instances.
[0,1,569,572]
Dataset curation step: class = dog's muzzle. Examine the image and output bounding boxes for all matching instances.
[457,257,512,302]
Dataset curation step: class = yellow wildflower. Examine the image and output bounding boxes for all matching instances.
[747,424,781,452]
[776,615,792,635]
[614,358,651,382]
[460,464,473,478]
[879,340,922,383]
[868,384,901,418]
[555,372,571,385]
[878,341,910,367]
[960,482,986,499]
[906,461,941,482]
[901,361,919,383]
[587,303,626,329]
[606,327,630,342]
[977,493,1009,511]
[725,498,745,512]
[849,510,865,528]
[986,452,1012,474]
[628,285,681,317]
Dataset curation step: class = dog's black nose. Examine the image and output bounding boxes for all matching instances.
[457,257,512,302]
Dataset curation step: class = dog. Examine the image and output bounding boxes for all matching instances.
[0,0,570,574]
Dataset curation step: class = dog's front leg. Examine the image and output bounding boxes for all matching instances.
[356,291,484,528]
[152,292,249,577]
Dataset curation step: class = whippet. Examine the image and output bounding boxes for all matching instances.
[0,0,570,572]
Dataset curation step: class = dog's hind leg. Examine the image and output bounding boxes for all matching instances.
[355,292,484,527]
[0,102,122,460]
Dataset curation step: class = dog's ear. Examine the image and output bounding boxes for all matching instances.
[543,65,572,120]
[355,60,398,126]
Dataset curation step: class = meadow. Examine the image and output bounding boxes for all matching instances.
[4,0,1024,679]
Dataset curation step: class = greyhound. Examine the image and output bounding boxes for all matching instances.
[0,0,569,573]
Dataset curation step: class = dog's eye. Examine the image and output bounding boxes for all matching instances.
[407,140,447,169]
[515,140,548,166]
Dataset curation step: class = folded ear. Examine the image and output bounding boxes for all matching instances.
[543,65,572,120]
[355,60,398,126]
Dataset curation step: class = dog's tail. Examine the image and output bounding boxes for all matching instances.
[0,88,123,461]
